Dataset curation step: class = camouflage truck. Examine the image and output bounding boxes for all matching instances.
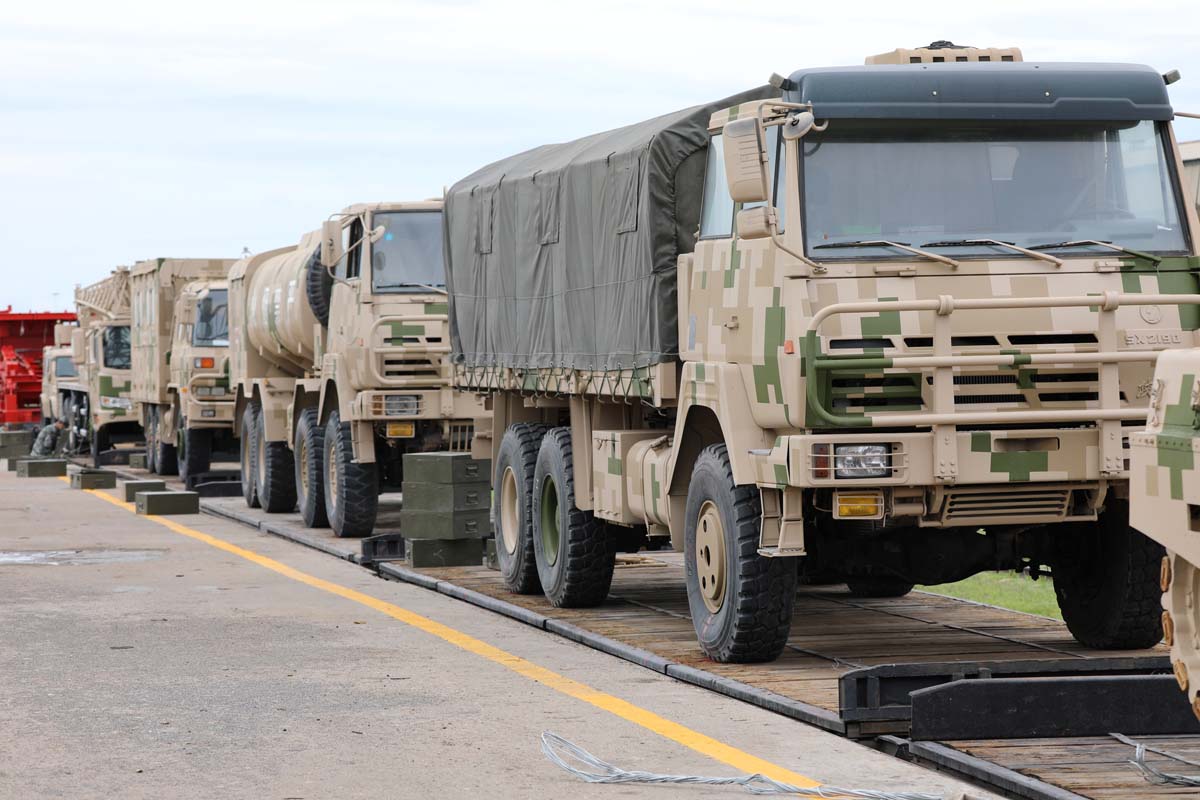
[40,322,78,426]
[230,201,486,537]
[68,267,139,466]
[446,43,1200,663]
[130,258,237,483]
[1128,140,1200,720]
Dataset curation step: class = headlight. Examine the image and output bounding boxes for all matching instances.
[194,385,227,397]
[384,394,420,416]
[834,444,890,479]
[100,396,132,410]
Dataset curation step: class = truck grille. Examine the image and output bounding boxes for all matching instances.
[830,369,1112,413]
[941,487,1071,523]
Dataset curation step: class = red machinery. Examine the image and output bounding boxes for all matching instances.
[0,307,77,427]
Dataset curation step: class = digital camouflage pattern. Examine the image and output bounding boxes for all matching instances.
[71,269,134,450]
[1131,349,1200,719]
[230,200,485,462]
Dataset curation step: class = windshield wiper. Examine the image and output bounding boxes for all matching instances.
[921,239,1063,267]
[1027,239,1162,265]
[812,239,959,268]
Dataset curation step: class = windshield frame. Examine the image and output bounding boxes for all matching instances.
[795,119,1194,262]
[101,324,131,370]
[367,209,446,295]
[191,288,229,348]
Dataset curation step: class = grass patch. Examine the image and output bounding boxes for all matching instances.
[920,571,1062,620]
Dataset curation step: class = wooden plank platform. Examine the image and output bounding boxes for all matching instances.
[917,736,1200,800]
[414,554,1166,718]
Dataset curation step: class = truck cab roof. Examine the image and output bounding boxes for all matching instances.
[780,62,1173,121]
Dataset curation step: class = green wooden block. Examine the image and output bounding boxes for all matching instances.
[136,491,200,515]
[123,479,167,501]
[17,459,67,478]
[5,458,18,472]
[72,470,117,490]
[0,443,28,459]
[402,480,490,513]
[401,508,491,540]
[484,538,498,570]
[129,453,147,470]
[407,537,484,568]
[402,451,490,485]
[0,430,33,449]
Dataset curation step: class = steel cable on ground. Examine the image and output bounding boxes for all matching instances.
[1110,732,1200,787]
[540,732,971,800]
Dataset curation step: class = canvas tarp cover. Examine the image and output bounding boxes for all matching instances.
[445,86,777,373]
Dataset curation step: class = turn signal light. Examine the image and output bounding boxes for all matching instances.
[835,492,884,519]
[194,357,215,369]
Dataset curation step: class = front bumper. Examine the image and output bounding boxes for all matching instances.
[753,428,1110,526]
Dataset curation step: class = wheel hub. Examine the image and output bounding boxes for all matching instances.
[539,477,560,567]
[695,500,726,614]
[327,441,339,506]
[1166,553,1200,719]
[499,466,519,555]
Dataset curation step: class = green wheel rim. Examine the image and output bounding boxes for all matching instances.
[540,476,560,568]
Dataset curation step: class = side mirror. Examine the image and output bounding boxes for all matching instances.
[368,225,386,244]
[782,111,817,141]
[722,117,769,204]
[320,219,344,268]
[70,329,85,364]
[736,206,777,240]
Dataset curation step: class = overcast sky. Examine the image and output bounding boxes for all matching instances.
[4,0,1200,311]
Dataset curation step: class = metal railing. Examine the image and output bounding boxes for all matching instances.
[804,292,1200,480]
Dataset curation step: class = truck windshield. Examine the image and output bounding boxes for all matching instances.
[193,289,229,347]
[801,119,1189,259]
[54,356,77,378]
[371,211,445,293]
[102,325,131,369]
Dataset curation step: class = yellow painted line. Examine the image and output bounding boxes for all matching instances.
[68,480,819,788]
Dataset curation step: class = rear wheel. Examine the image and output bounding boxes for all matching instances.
[240,403,261,509]
[493,423,549,594]
[1163,553,1200,719]
[531,427,615,607]
[152,410,178,476]
[322,410,377,537]
[254,407,296,513]
[1051,500,1164,649]
[178,426,212,487]
[684,444,796,663]
[294,408,328,529]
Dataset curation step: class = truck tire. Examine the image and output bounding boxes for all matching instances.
[1051,500,1164,649]
[240,403,260,508]
[531,427,615,607]
[255,408,296,513]
[90,424,110,469]
[144,409,157,473]
[178,427,212,487]
[845,577,915,598]
[151,411,178,476]
[684,444,796,663]
[494,423,550,594]
[322,410,377,537]
[294,408,328,529]
[305,248,333,327]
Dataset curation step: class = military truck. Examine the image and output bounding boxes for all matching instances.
[445,43,1200,663]
[68,268,139,466]
[230,201,486,537]
[40,323,78,426]
[130,258,237,483]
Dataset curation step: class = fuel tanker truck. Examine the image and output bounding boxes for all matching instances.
[130,258,237,484]
[231,201,486,537]
[446,42,1200,663]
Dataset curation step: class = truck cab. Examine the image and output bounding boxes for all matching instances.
[678,43,1198,651]
[169,279,234,479]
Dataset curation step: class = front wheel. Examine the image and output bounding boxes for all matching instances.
[240,403,261,509]
[530,427,615,607]
[294,408,328,529]
[254,406,296,513]
[1051,500,1164,650]
[322,410,377,538]
[684,444,796,663]
[178,426,212,486]
[1163,553,1200,718]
